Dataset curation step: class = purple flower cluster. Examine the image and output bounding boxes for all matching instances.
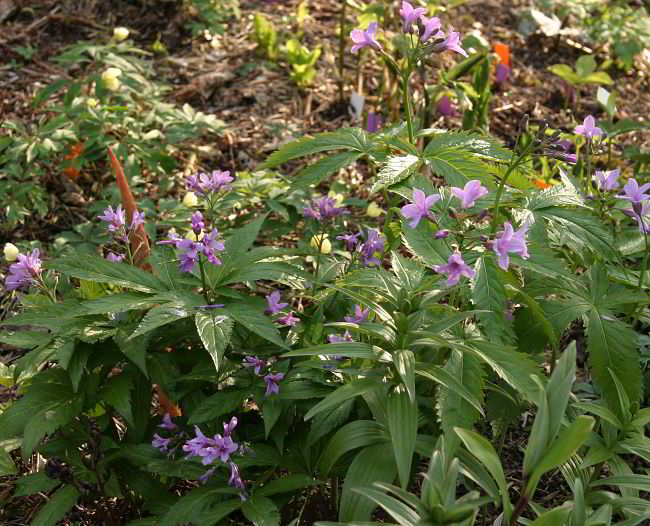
[5,249,43,291]
[151,413,182,454]
[336,232,361,251]
[491,221,530,270]
[328,331,353,344]
[451,180,488,209]
[344,304,369,324]
[434,252,476,286]
[265,290,300,326]
[618,178,650,233]
[97,205,145,262]
[595,169,620,191]
[242,355,285,397]
[358,229,384,266]
[303,196,348,221]
[186,170,234,197]
[157,211,224,273]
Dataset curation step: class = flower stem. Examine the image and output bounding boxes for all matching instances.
[632,222,649,325]
[490,148,530,235]
[402,73,414,144]
[338,0,347,102]
[198,255,211,305]
[584,139,592,196]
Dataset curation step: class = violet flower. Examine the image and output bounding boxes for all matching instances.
[451,180,489,209]
[183,426,214,457]
[359,229,384,266]
[399,1,427,32]
[223,417,238,437]
[623,205,650,233]
[595,169,620,191]
[106,252,125,263]
[264,372,284,397]
[574,116,602,139]
[160,413,178,431]
[130,210,145,231]
[277,311,300,326]
[243,356,266,375]
[228,462,245,491]
[495,63,510,84]
[433,252,476,286]
[176,240,202,273]
[401,188,440,228]
[303,196,347,221]
[187,170,234,196]
[337,232,361,251]
[201,228,225,265]
[419,15,443,42]
[98,205,126,233]
[265,291,288,314]
[152,434,172,453]
[328,331,354,343]
[492,222,529,270]
[191,211,205,235]
[366,112,382,133]
[344,305,369,324]
[350,22,382,53]
[617,178,650,206]
[200,435,238,465]
[435,229,450,239]
[437,96,455,117]
[5,249,43,291]
[433,30,468,57]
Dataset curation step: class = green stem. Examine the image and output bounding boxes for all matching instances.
[490,150,529,234]
[632,222,649,325]
[402,73,414,144]
[584,139,592,196]
[338,0,347,102]
[198,255,211,305]
[313,222,328,285]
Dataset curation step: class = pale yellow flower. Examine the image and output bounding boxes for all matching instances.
[310,234,331,254]
[113,27,130,41]
[183,192,198,207]
[366,202,384,217]
[101,68,122,91]
[4,243,19,262]
[85,98,99,108]
[185,230,205,241]
[328,190,344,205]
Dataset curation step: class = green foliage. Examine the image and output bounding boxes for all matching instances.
[254,13,278,59]
[549,55,613,87]
[285,38,321,87]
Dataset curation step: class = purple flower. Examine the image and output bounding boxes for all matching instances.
[548,151,577,164]
[201,228,225,265]
[152,433,172,453]
[265,291,288,314]
[264,372,284,396]
[617,178,650,206]
[106,252,125,263]
[433,252,476,286]
[177,239,202,273]
[303,196,347,221]
[157,232,182,247]
[98,205,126,233]
[435,229,450,239]
[344,305,369,324]
[419,15,443,42]
[575,116,602,139]
[359,229,384,266]
[495,63,510,84]
[277,311,300,326]
[130,210,145,231]
[228,462,245,490]
[160,413,178,431]
[187,170,234,196]
[183,426,214,457]
[623,204,650,233]
[433,30,468,57]
[191,211,205,235]
[194,304,225,309]
[243,356,266,375]
[401,188,440,228]
[199,467,216,484]
[350,22,382,53]
[200,435,239,465]
[451,180,489,209]
[223,417,238,437]
[366,112,382,133]
[437,96,455,117]
[5,249,42,291]
[492,222,529,270]
[336,232,361,251]
[595,169,620,191]
[328,331,354,343]
[399,1,427,32]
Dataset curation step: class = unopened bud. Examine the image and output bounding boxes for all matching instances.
[633,201,643,215]
[548,129,562,142]
[519,114,529,132]
[532,139,542,147]
[550,143,566,151]
[601,131,608,140]
[476,209,488,221]
[537,120,548,137]
[435,229,450,239]
[416,17,426,36]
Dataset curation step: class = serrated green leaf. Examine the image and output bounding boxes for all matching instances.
[424,147,492,188]
[290,151,362,191]
[402,219,450,266]
[471,256,510,343]
[31,485,80,526]
[370,154,421,194]
[188,390,246,424]
[195,312,233,372]
[242,495,280,526]
[102,373,134,426]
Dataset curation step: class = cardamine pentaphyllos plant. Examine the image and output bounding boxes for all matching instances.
[1,3,649,525]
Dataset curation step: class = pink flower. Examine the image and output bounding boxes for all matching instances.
[5,249,42,291]
[595,169,620,191]
[401,188,440,228]
[350,22,382,53]
[419,15,443,42]
[277,311,300,326]
[433,252,476,286]
[451,180,489,209]
[265,291,288,314]
[344,305,369,324]
[433,30,468,57]
[492,222,529,270]
[574,116,602,139]
[399,1,427,32]
[617,178,650,206]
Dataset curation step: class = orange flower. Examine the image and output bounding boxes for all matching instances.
[533,179,552,189]
[62,142,85,179]
[494,42,510,67]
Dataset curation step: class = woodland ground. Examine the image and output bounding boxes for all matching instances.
[0,0,649,524]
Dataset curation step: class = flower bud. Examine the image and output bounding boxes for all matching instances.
[518,114,529,133]
[633,201,643,215]
[183,192,198,207]
[103,77,120,91]
[310,234,331,254]
[101,67,122,81]
[366,202,383,217]
[85,98,99,108]
[113,27,129,41]
[4,243,19,261]
[435,229,449,239]
[476,209,488,221]
[537,120,548,137]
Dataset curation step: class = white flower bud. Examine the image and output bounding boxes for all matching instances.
[310,234,331,254]
[183,192,198,207]
[366,202,383,217]
[85,98,99,108]
[101,68,122,81]
[4,243,19,261]
[113,27,129,41]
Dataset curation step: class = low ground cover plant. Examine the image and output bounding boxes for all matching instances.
[1,1,649,525]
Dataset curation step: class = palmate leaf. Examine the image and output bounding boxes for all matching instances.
[259,127,374,169]
[290,151,362,191]
[471,256,512,343]
[195,312,233,372]
[436,350,485,452]
[31,485,80,526]
[370,154,422,194]
[402,219,450,266]
[422,130,512,163]
[424,147,494,188]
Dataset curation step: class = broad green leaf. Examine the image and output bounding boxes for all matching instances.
[351,487,420,524]
[256,474,323,497]
[48,255,168,293]
[290,151,362,191]
[402,219,450,266]
[370,154,421,194]
[223,301,286,348]
[14,472,60,497]
[387,384,417,489]
[0,448,16,476]
[195,312,233,372]
[416,362,485,416]
[305,378,383,421]
[159,485,241,526]
[471,256,510,343]
[242,495,280,526]
[0,330,53,349]
[114,329,149,377]
[528,506,572,526]
[591,475,650,492]
[80,292,157,315]
[31,485,80,526]
[455,428,511,520]
[318,420,388,475]
[282,342,381,360]
[260,127,372,169]
[339,443,398,522]
[422,131,512,164]
[424,147,493,188]
[102,373,135,426]
[393,349,416,403]
[188,390,247,424]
